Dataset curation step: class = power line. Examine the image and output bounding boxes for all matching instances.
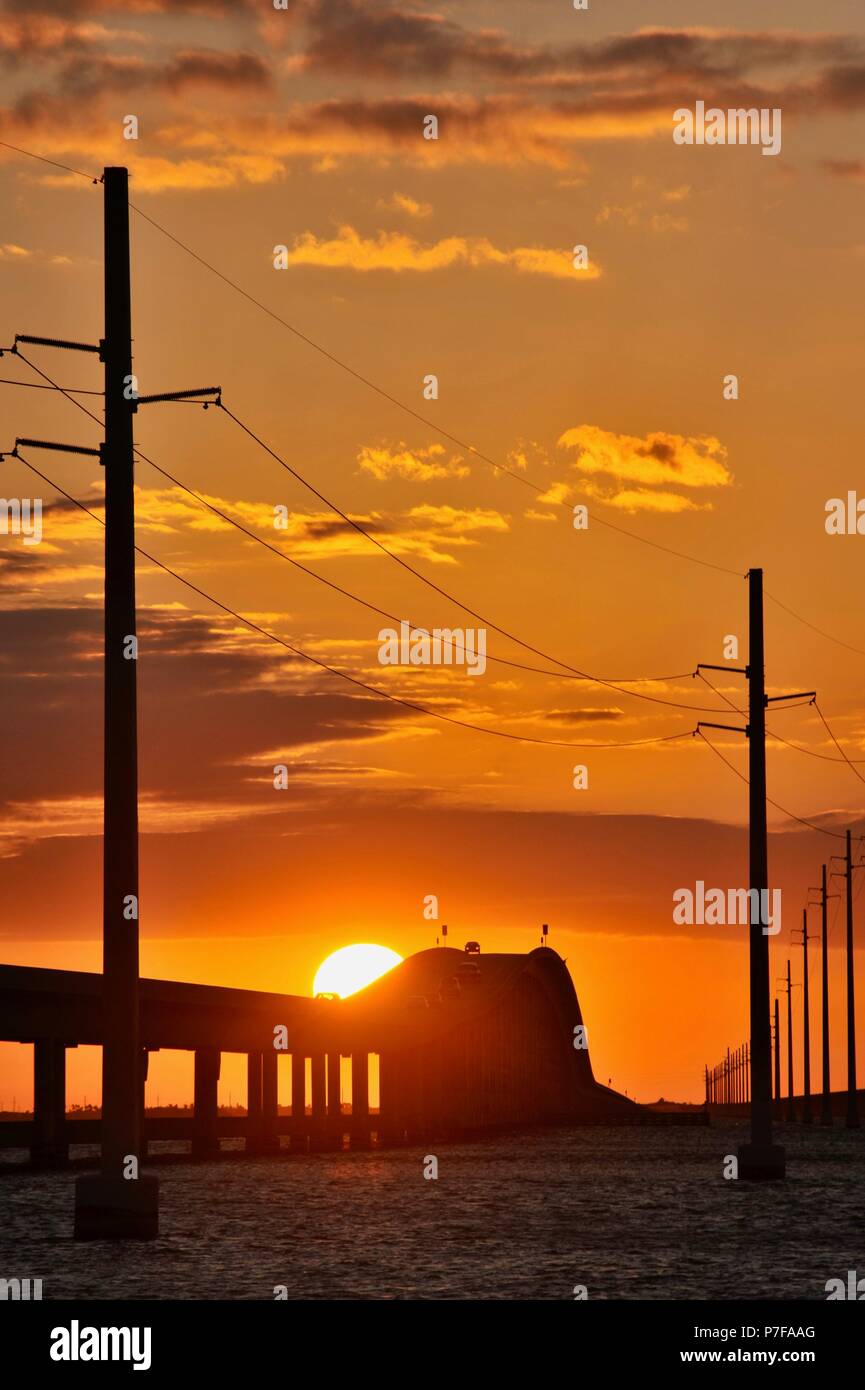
[3,136,861,663]
[765,588,865,660]
[0,138,100,184]
[0,376,103,396]
[129,201,743,580]
[696,729,862,842]
[11,449,697,753]
[139,450,698,690]
[3,138,864,666]
[217,400,730,714]
[13,346,728,713]
[129,202,865,666]
[698,666,865,770]
[812,700,865,787]
[696,667,744,715]
[767,727,865,766]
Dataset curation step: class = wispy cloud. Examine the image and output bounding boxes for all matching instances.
[280,225,600,279]
[357,442,469,482]
[378,191,432,219]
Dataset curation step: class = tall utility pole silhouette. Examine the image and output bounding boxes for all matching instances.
[792,908,815,1123]
[831,830,860,1129]
[746,568,774,1168]
[74,168,159,1239]
[846,830,859,1128]
[697,570,814,1176]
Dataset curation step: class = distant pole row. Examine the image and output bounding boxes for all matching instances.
[705,1042,750,1106]
[708,832,861,1126]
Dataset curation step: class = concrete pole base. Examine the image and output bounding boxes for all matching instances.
[74,1174,159,1240]
[737,1142,786,1180]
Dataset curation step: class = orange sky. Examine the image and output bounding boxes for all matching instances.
[1,0,864,1108]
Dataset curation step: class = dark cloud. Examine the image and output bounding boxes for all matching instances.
[295,5,863,88]
[822,157,865,181]
[0,0,267,13]
[299,0,552,80]
[0,604,406,811]
[44,49,271,103]
[542,708,624,725]
[811,62,865,109]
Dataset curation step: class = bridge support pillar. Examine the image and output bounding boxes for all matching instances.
[139,1047,150,1160]
[351,1051,371,1147]
[192,1047,220,1158]
[31,1039,68,1168]
[261,1048,280,1154]
[327,1052,343,1147]
[310,1052,327,1147]
[245,1050,263,1153]
[291,1053,306,1150]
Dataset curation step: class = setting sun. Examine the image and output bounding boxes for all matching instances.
[313,944,403,999]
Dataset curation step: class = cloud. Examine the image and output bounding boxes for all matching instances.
[0,793,280,855]
[822,158,865,181]
[271,503,508,564]
[0,15,139,60]
[295,0,554,80]
[281,224,599,279]
[130,154,285,192]
[291,8,863,86]
[15,48,271,104]
[378,191,432,219]
[0,240,72,263]
[3,15,865,195]
[0,484,508,578]
[558,425,732,490]
[406,504,508,537]
[357,442,469,482]
[543,707,625,724]
[190,95,665,167]
[530,424,734,514]
[2,0,267,12]
[579,482,711,515]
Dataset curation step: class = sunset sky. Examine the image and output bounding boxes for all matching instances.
[1,0,864,1109]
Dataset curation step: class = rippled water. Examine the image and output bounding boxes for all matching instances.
[1,1122,862,1300]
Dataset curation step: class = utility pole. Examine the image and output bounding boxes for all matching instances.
[831,831,860,1129]
[7,169,217,1238]
[696,570,811,1175]
[778,962,797,1122]
[73,168,158,1239]
[793,907,816,1123]
[746,568,775,1168]
[773,998,781,1115]
[810,865,836,1126]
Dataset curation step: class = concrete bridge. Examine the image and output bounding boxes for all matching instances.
[0,945,636,1166]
